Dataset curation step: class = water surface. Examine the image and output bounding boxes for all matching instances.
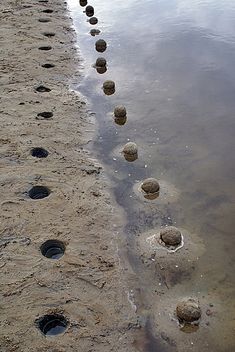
[68,0,235,351]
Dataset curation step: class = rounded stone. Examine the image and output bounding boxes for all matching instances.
[89,17,98,25]
[176,299,201,322]
[90,29,100,36]
[114,106,126,118]
[96,66,107,74]
[96,57,106,67]
[114,116,127,126]
[79,0,87,6]
[160,226,182,246]
[85,5,94,17]
[123,142,138,156]
[95,39,107,52]
[141,178,160,194]
[103,80,115,90]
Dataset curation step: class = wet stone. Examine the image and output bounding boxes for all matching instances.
[123,142,138,155]
[89,17,98,25]
[79,0,87,6]
[141,178,160,194]
[95,39,107,52]
[96,57,106,67]
[114,106,126,118]
[96,66,107,74]
[103,80,115,90]
[115,116,127,126]
[85,5,94,17]
[90,29,100,36]
[160,226,182,246]
[176,299,201,323]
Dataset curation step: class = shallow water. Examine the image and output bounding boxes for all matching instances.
[68,0,235,350]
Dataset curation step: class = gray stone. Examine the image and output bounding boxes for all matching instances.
[176,299,201,322]
[114,106,126,118]
[141,178,160,194]
[160,226,182,246]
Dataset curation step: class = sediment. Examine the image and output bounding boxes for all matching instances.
[0,0,136,351]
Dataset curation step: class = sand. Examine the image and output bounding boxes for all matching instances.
[0,0,137,351]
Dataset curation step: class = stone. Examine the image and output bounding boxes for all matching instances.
[96,66,107,74]
[89,17,98,25]
[103,80,115,90]
[160,226,182,246]
[95,39,107,52]
[85,5,94,17]
[176,299,201,322]
[141,178,160,194]
[114,116,127,126]
[114,106,126,118]
[96,57,106,67]
[79,0,87,6]
[123,142,138,155]
[90,29,100,36]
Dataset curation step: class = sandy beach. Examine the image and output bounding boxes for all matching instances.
[0,0,137,351]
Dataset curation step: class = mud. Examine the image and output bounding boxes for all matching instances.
[0,0,137,351]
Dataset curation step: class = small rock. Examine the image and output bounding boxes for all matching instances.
[160,226,182,246]
[103,80,115,90]
[96,57,106,67]
[123,142,138,155]
[141,178,160,194]
[90,29,100,36]
[95,39,107,52]
[114,106,126,118]
[89,17,98,25]
[114,116,127,126]
[79,0,87,6]
[176,299,201,322]
[85,5,94,17]
[96,66,107,74]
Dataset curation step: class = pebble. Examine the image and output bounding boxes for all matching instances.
[176,299,201,322]
[95,39,107,52]
[114,106,126,118]
[103,80,115,90]
[89,17,98,25]
[79,0,87,6]
[85,5,94,17]
[96,57,106,67]
[114,116,127,126]
[123,142,138,155]
[160,226,182,246]
[141,178,160,194]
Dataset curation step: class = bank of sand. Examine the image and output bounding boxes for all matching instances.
[0,0,137,351]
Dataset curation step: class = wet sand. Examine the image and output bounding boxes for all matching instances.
[0,0,137,351]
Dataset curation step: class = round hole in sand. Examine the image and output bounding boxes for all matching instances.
[31,147,49,158]
[37,111,53,119]
[43,32,55,38]
[28,186,50,200]
[42,9,54,13]
[41,240,65,259]
[38,18,51,23]
[36,314,68,336]
[36,85,51,93]
[38,46,52,51]
[41,63,55,68]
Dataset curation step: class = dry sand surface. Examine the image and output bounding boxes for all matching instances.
[0,0,137,351]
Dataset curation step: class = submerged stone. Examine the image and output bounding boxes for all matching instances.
[160,226,182,246]
[114,116,127,126]
[141,178,160,194]
[95,39,107,52]
[176,299,201,323]
[96,57,106,67]
[85,5,94,17]
[123,142,138,155]
[89,17,98,25]
[103,80,115,90]
[114,106,126,118]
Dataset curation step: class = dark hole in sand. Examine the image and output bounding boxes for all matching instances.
[41,63,55,68]
[37,111,53,119]
[36,85,51,93]
[28,186,50,200]
[43,32,55,38]
[41,240,65,259]
[38,46,52,51]
[42,9,54,13]
[38,18,51,23]
[31,147,49,158]
[36,314,68,336]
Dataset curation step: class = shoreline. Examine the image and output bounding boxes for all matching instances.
[0,0,137,351]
